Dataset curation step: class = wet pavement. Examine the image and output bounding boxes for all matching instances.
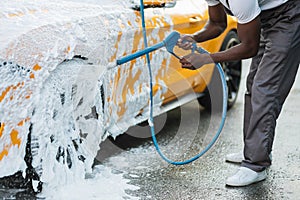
[97,60,300,199]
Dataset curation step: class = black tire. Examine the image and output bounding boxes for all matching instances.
[198,31,242,110]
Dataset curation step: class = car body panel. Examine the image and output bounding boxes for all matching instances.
[0,0,237,188]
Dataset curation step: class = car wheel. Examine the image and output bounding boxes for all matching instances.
[198,31,242,110]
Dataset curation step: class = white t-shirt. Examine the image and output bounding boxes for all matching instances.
[206,0,289,24]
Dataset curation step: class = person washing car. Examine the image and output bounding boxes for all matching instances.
[178,0,300,186]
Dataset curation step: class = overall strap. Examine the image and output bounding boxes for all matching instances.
[224,0,234,16]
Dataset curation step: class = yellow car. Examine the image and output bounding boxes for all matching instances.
[0,0,241,191]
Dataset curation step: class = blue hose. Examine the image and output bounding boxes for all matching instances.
[139,0,227,165]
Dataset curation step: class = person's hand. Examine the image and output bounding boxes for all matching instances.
[177,34,195,50]
[180,53,214,70]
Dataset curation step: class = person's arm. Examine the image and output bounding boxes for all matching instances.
[210,16,261,63]
[181,15,261,70]
[178,4,227,49]
[192,4,228,42]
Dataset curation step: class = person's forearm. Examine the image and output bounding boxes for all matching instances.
[191,4,227,42]
[192,20,227,43]
[210,18,261,63]
[210,42,258,63]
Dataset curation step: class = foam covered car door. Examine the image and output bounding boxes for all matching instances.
[104,8,157,135]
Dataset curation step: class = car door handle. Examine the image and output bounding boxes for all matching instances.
[189,16,201,24]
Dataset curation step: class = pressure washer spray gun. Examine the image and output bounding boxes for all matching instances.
[115,31,228,165]
[116,31,205,65]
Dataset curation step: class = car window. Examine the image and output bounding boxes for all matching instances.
[61,0,120,6]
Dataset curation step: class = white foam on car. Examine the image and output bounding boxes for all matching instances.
[0,0,210,196]
[0,0,174,194]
